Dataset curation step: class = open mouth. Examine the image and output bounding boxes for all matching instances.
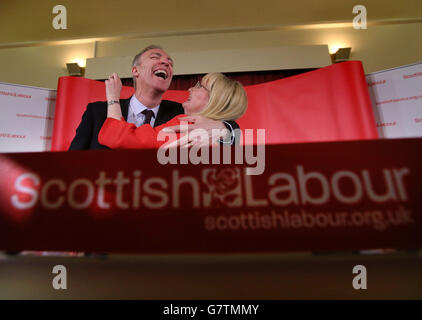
[154,69,168,80]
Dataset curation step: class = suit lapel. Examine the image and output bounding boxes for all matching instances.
[154,101,169,127]
[119,99,182,127]
[120,98,130,121]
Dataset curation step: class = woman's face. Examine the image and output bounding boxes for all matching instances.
[182,80,210,115]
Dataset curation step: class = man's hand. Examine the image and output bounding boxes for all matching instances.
[163,115,230,147]
[105,73,122,102]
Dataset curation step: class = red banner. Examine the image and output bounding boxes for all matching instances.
[52,61,378,150]
[1,139,421,253]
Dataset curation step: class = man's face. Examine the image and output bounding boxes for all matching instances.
[132,49,174,93]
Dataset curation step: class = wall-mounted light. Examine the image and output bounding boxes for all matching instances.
[330,47,351,64]
[66,62,85,77]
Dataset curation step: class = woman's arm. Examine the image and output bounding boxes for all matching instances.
[99,118,160,149]
[105,73,123,120]
[99,115,184,149]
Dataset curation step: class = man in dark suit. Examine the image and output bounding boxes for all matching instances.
[69,45,238,150]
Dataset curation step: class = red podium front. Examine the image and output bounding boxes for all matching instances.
[1,138,421,253]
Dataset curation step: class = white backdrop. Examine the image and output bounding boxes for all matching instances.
[366,62,422,138]
[0,82,56,152]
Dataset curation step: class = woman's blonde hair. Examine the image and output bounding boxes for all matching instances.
[197,72,247,121]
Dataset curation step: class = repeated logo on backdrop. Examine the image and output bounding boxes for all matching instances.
[366,62,422,138]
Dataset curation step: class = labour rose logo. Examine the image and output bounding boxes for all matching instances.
[202,168,242,207]
[211,168,238,194]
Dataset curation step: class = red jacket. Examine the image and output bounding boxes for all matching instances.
[98,115,188,149]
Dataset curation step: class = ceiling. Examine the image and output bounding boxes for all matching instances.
[1,0,421,46]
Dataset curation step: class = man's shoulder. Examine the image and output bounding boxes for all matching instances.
[161,99,183,109]
[85,98,130,111]
[154,99,184,125]
[86,100,107,108]
[160,100,184,115]
[160,100,184,117]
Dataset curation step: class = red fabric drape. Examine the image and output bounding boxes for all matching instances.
[52,61,378,151]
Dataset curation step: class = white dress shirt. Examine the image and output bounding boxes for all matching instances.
[126,95,160,127]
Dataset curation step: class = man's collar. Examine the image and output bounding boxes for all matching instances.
[130,95,160,118]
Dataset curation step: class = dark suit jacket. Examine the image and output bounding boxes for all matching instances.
[69,98,184,150]
[69,97,240,150]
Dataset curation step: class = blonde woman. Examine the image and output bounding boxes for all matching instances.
[98,72,247,148]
